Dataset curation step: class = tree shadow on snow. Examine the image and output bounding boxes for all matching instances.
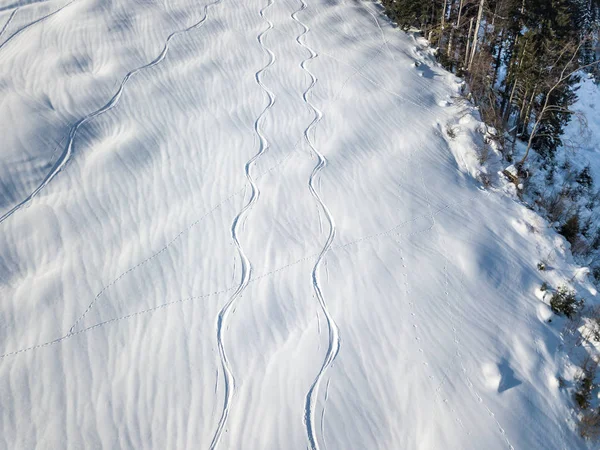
[415,63,441,79]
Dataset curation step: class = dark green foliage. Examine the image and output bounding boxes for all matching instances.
[550,285,584,318]
[576,386,593,409]
[575,357,598,409]
[560,214,580,245]
[379,0,599,168]
[577,166,594,190]
[531,88,576,160]
[574,357,600,438]
[581,217,593,238]
[573,386,592,409]
[592,229,600,250]
[381,0,428,31]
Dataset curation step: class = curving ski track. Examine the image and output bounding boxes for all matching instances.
[208,1,276,449]
[0,0,78,53]
[292,3,340,450]
[0,0,223,226]
[0,7,18,40]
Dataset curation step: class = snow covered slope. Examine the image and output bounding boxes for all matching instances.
[0,0,590,448]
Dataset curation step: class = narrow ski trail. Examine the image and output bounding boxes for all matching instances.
[0,0,78,53]
[292,3,340,449]
[209,1,276,449]
[0,0,583,448]
[0,7,18,40]
[0,0,223,227]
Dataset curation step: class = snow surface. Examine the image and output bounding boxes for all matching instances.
[0,0,592,448]
[564,75,600,183]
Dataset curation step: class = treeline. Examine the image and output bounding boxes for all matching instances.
[381,0,600,164]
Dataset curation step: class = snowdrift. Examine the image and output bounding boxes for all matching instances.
[0,0,591,448]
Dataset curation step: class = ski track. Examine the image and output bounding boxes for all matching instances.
[0,0,78,53]
[0,2,579,448]
[208,1,276,448]
[292,3,340,449]
[36,5,396,338]
[0,7,19,40]
[0,188,483,360]
[0,0,59,13]
[320,378,331,449]
[0,0,223,227]
[272,29,432,114]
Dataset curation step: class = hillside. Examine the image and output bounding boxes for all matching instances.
[0,0,593,448]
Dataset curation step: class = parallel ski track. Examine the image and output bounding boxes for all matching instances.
[0,0,222,227]
[0,7,18,40]
[292,3,340,450]
[0,188,481,360]
[208,1,276,449]
[38,10,395,338]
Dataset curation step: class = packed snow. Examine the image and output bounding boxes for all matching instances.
[0,0,594,448]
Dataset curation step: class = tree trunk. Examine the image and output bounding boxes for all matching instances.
[457,0,464,27]
[523,86,538,133]
[440,0,448,45]
[517,88,529,135]
[492,30,505,87]
[468,0,485,70]
[448,0,465,61]
[465,17,474,68]
[503,38,528,122]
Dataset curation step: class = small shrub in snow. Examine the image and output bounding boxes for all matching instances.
[540,282,549,292]
[585,313,600,343]
[560,214,580,246]
[478,145,492,165]
[579,411,600,440]
[574,352,600,440]
[478,172,492,188]
[576,166,594,191]
[537,262,546,271]
[550,285,583,319]
[592,230,600,251]
[445,124,457,139]
[575,357,598,411]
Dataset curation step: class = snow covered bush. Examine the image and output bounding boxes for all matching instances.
[579,411,600,440]
[574,357,600,440]
[550,285,584,319]
[574,361,596,410]
[560,214,580,246]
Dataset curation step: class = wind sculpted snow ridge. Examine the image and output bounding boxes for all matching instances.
[0,0,77,52]
[0,0,221,227]
[61,0,225,333]
[209,1,277,449]
[0,0,594,448]
[292,2,341,449]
